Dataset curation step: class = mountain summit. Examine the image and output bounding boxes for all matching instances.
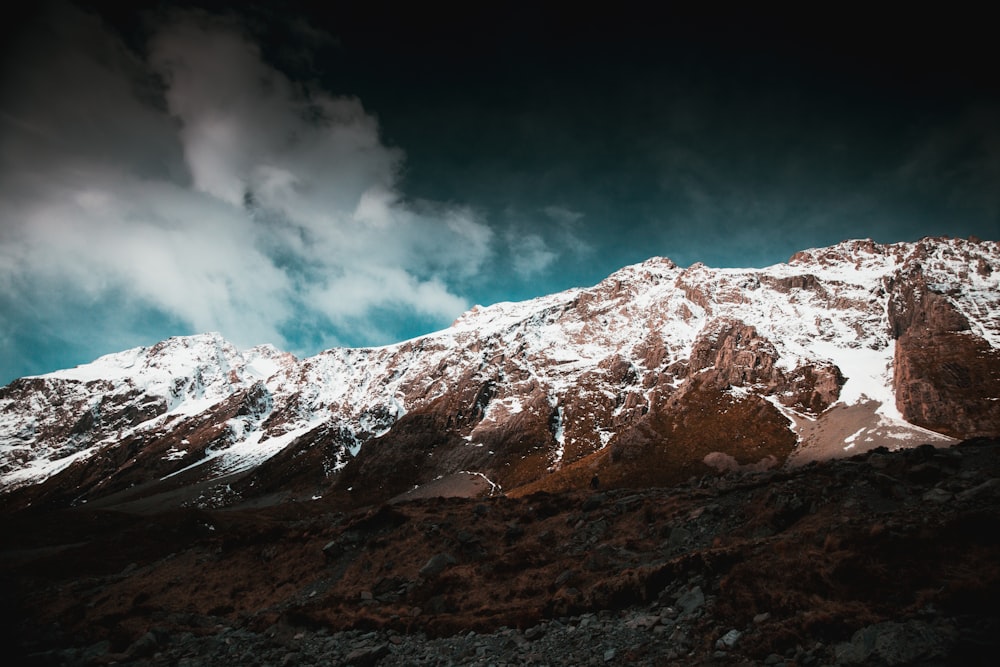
[2,237,998,511]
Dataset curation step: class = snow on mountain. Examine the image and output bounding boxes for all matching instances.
[1,237,997,508]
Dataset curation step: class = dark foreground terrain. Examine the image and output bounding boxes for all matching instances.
[3,439,1000,666]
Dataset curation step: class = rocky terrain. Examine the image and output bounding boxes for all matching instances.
[2,236,999,665]
[3,438,999,665]
[2,237,998,513]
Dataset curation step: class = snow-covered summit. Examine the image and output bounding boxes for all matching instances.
[37,332,281,413]
[1,237,998,507]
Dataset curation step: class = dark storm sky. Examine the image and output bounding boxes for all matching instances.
[1,1,997,384]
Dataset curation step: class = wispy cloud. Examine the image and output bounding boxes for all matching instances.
[507,232,558,278]
[501,205,593,279]
[542,205,593,257]
[0,4,493,369]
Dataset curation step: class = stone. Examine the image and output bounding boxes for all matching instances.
[834,620,950,665]
[922,488,953,503]
[891,277,1000,437]
[716,629,742,649]
[419,552,457,578]
[343,642,390,666]
[322,540,342,559]
[668,526,692,549]
[81,640,112,661]
[957,477,1000,501]
[555,569,576,586]
[675,585,705,618]
[626,614,660,630]
[126,631,160,658]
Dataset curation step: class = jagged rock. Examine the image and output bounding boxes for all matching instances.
[419,553,457,578]
[833,621,952,665]
[922,488,953,503]
[690,317,779,389]
[957,477,1000,502]
[667,525,692,549]
[322,540,342,559]
[125,631,161,658]
[776,361,845,414]
[343,642,390,666]
[716,629,742,649]
[554,569,576,587]
[890,269,1000,438]
[626,614,661,630]
[675,586,705,619]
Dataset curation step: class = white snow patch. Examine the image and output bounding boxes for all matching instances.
[461,470,502,496]
[812,340,900,418]
[549,403,566,468]
[844,427,866,444]
[161,422,314,481]
[162,448,188,461]
[0,446,96,488]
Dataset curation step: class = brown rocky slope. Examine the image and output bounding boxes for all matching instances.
[3,438,999,665]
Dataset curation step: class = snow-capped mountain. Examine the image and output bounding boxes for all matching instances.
[2,237,998,511]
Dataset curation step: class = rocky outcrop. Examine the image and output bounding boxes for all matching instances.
[684,318,844,415]
[776,361,845,414]
[689,318,782,388]
[890,266,1000,438]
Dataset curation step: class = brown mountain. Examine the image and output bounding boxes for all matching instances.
[1,237,997,513]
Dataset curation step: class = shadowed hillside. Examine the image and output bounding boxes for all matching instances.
[4,439,998,665]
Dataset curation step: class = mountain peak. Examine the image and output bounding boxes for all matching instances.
[2,237,997,510]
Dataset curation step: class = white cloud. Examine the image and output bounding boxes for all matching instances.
[508,233,558,278]
[542,205,593,257]
[0,4,493,357]
[542,205,584,225]
[500,204,594,279]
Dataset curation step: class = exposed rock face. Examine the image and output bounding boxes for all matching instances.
[688,318,782,388]
[891,276,1000,438]
[685,318,844,414]
[1,237,998,511]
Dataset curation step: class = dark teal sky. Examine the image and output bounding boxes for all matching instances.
[295,2,999,302]
[1,2,997,385]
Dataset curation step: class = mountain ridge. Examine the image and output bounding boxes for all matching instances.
[2,236,998,512]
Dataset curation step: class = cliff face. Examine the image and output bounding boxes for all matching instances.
[889,261,1000,438]
[1,237,998,511]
